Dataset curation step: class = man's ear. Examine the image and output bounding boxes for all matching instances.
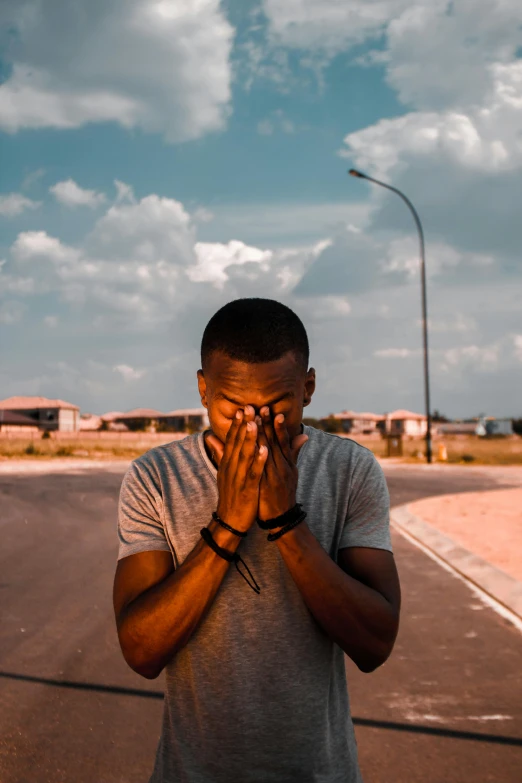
[303,367,316,407]
[197,369,208,408]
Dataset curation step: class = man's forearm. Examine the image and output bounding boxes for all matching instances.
[272,521,398,672]
[119,520,241,679]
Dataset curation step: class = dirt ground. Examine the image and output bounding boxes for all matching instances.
[409,487,522,582]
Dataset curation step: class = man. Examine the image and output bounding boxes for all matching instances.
[113,297,401,783]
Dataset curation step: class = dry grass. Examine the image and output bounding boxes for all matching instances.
[0,432,187,461]
[1,431,521,465]
[346,433,522,465]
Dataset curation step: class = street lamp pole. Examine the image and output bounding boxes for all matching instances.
[348,168,432,463]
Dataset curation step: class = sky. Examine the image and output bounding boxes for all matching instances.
[0,0,521,420]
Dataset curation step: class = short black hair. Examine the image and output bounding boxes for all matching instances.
[201,298,309,374]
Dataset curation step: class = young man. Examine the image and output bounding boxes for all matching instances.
[113,297,401,783]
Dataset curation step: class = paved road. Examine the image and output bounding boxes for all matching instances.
[0,461,521,783]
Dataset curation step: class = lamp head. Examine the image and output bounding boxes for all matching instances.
[348,168,366,178]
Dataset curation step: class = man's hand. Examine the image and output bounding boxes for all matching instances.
[255,407,308,522]
[205,407,267,533]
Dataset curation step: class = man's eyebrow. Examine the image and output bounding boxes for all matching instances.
[215,391,295,406]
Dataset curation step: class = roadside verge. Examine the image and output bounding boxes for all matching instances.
[391,504,522,622]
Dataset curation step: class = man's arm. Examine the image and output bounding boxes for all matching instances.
[271,523,401,673]
[113,518,243,680]
[114,408,267,680]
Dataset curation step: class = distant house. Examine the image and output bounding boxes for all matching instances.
[100,412,129,432]
[483,418,514,436]
[111,407,209,433]
[332,410,385,435]
[160,408,210,433]
[385,410,427,437]
[79,414,102,431]
[112,408,164,432]
[437,421,483,436]
[0,396,80,432]
[0,410,41,433]
[438,418,514,437]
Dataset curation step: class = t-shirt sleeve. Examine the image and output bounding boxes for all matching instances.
[338,450,393,552]
[117,460,172,561]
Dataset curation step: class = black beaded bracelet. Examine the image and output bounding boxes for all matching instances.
[257,503,304,530]
[267,510,307,541]
[212,511,248,537]
[200,527,260,594]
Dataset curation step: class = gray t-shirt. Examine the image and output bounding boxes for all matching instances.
[117,424,392,783]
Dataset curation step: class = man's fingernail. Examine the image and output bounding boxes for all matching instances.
[236,410,242,419]
[277,414,284,423]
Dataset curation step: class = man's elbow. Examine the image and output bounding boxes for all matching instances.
[117,623,164,680]
[356,633,398,673]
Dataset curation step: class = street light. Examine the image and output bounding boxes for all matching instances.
[348,168,433,464]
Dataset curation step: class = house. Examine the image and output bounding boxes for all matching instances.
[332,410,385,435]
[483,418,514,436]
[385,410,427,437]
[0,396,80,431]
[79,414,102,431]
[437,417,514,437]
[112,408,164,432]
[437,421,483,436]
[160,408,210,433]
[0,410,41,433]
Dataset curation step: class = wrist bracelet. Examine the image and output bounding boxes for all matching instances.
[212,511,248,538]
[200,527,260,594]
[267,510,307,541]
[257,502,304,530]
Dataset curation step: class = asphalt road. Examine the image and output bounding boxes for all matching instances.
[0,461,521,783]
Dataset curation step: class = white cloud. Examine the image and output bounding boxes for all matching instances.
[89,194,195,264]
[49,179,106,208]
[441,343,500,373]
[375,348,416,358]
[190,240,274,289]
[11,231,80,265]
[191,207,214,224]
[0,193,41,217]
[44,315,59,328]
[262,0,410,54]
[114,180,136,204]
[113,364,145,381]
[0,0,234,143]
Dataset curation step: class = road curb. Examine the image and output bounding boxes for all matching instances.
[391,504,522,621]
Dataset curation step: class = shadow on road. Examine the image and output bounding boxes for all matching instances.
[2,670,521,748]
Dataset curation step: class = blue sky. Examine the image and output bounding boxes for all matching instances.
[1,0,521,419]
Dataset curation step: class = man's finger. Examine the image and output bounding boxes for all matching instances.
[260,407,286,470]
[223,408,245,465]
[255,415,276,474]
[273,413,293,463]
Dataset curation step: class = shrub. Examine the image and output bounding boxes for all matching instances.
[41,430,51,439]
[461,453,475,463]
[302,417,322,429]
[25,443,39,455]
[321,416,343,434]
[56,446,73,457]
